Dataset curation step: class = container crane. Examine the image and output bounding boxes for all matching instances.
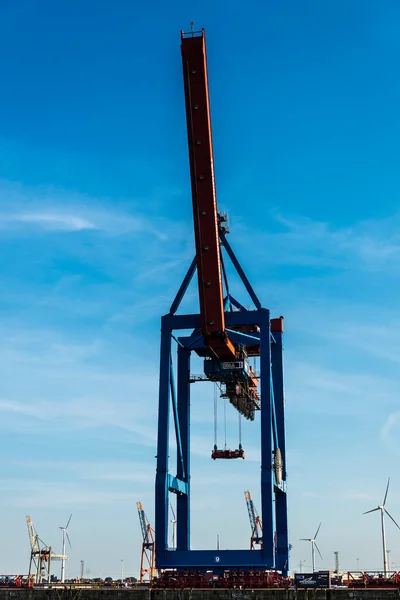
[155,27,289,576]
[244,491,263,550]
[136,502,156,582]
[26,516,66,584]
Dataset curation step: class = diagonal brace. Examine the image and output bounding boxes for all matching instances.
[170,357,186,480]
[219,230,261,310]
[169,257,197,315]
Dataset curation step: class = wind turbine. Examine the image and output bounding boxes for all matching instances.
[170,503,177,550]
[363,478,400,577]
[59,514,72,583]
[300,522,322,572]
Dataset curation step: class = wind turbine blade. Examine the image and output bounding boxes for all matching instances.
[384,508,400,530]
[314,522,322,539]
[170,502,176,521]
[363,507,380,515]
[315,543,323,560]
[299,538,311,541]
[66,531,72,547]
[383,478,390,506]
[66,513,72,529]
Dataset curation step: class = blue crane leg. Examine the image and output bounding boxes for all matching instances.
[155,319,172,567]
[271,329,289,574]
[177,344,191,551]
[259,309,274,568]
[275,488,288,574]
[155,307,286,572]
[170,359,185,480]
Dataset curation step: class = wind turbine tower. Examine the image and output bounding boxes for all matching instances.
[170,503,177,550]
[300,523,322,573]
[363,478,400,577]
[334,551,339,573]
[59,514,72,583]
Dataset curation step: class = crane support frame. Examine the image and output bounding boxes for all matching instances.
[155,254,288,573]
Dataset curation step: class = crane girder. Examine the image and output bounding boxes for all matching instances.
[137,501,150,544]
[26,516,38,552]
[181,30,235,361]
[244,491,258,533]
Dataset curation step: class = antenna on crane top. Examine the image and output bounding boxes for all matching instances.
[190,20,195,33]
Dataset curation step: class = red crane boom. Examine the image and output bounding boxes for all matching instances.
[181,29,235,360]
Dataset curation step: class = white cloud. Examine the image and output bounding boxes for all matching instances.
[0,212,96,231]
[0,395,156,440]
[284,303,400,367]
[238,211,400,272]
[0,325,159,444]
[286,359,399,417]
[1,479,138,508]
[381,411,400,443]
[0,178,176,238]
[0,208,165,237]
[9,458,155,484]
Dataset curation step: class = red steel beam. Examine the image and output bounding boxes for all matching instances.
[181,29,235,360]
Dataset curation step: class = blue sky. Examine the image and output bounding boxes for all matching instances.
[1,0,400,579]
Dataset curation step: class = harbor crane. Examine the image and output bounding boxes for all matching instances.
[244,491,263,550]
[136,502,156,582]
[26,516,66,584]
[154,28,288,576]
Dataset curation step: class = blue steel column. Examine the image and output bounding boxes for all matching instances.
[259,308,274,568]
[155,315,172,567]
[271,325,289,574]
[177,344,191,551]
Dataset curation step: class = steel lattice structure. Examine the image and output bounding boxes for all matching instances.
[136,502,156,582]
[244,491,263,550]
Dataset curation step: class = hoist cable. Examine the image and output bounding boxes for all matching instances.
[224,396,227,450]
[214,383,218,448]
